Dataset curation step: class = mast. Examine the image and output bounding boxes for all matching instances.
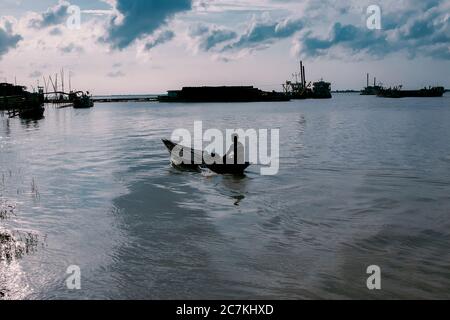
[300,61,303,86]
[302,65,306,87]
[61,68,65,93]
[69,71,72,92]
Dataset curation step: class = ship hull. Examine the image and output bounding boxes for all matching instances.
[377,87,445,98]
[158,86,290,103]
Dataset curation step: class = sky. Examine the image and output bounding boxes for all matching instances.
[0,0,449,94]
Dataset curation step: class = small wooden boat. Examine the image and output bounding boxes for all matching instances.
[162,139,250,175]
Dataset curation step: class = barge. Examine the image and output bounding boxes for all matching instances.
[377,86,445,98]
[158,86,290,103]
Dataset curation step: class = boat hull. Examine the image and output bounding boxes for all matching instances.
[377,87,445,98]
[162,139,250,175]
[19,106,45,120]
[158,86,290,103]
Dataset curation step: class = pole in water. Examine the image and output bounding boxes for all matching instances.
[61,68,65,94]
[69,72,72,92]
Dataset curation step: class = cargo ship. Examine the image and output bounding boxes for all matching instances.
[361,73,382,95]
[283,61,331,99]
[157,86,290,103]
[377,85,445,98]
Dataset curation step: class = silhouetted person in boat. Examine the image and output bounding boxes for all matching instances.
[225,134,245,164]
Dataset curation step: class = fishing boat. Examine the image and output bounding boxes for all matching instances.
[71,91,94,108]
[162,139,250,175]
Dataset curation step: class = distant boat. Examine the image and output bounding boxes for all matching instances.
[283,61,332,99]
[360,73,382,95]
[158,86,290,103]
[162,139,250,175]
[71,91,94,108]
[361,85,382,95]
[377,86,445,98]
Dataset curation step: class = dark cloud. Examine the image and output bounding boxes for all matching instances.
[301,23,390,57]
[103,0,192,49]
[297,1,450,60]
[144,30,175,51]
[29,1,70,29]
[189,24,237,51]
[223,17,304,51]
[0,23,22,58]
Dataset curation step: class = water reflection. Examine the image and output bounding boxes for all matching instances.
[20,118,43,129]
[220,175,248,206]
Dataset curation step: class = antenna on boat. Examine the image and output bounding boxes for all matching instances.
[302,64,306,87]
[300,61,304,87]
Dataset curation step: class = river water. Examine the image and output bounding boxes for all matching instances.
[1,93,450,299]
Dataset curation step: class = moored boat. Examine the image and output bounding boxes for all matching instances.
[71,91,94,108]
[19,106,45,120]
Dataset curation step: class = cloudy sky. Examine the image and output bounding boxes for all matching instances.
[0,0,449,94]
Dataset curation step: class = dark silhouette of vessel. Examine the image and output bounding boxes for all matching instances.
[158,86,289,103]
[361,73,382,95]
[283,61,332,99]
[162,139,250,175]
[1,82,45,119]
[70,91,94,108]
[377,86,445,98]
